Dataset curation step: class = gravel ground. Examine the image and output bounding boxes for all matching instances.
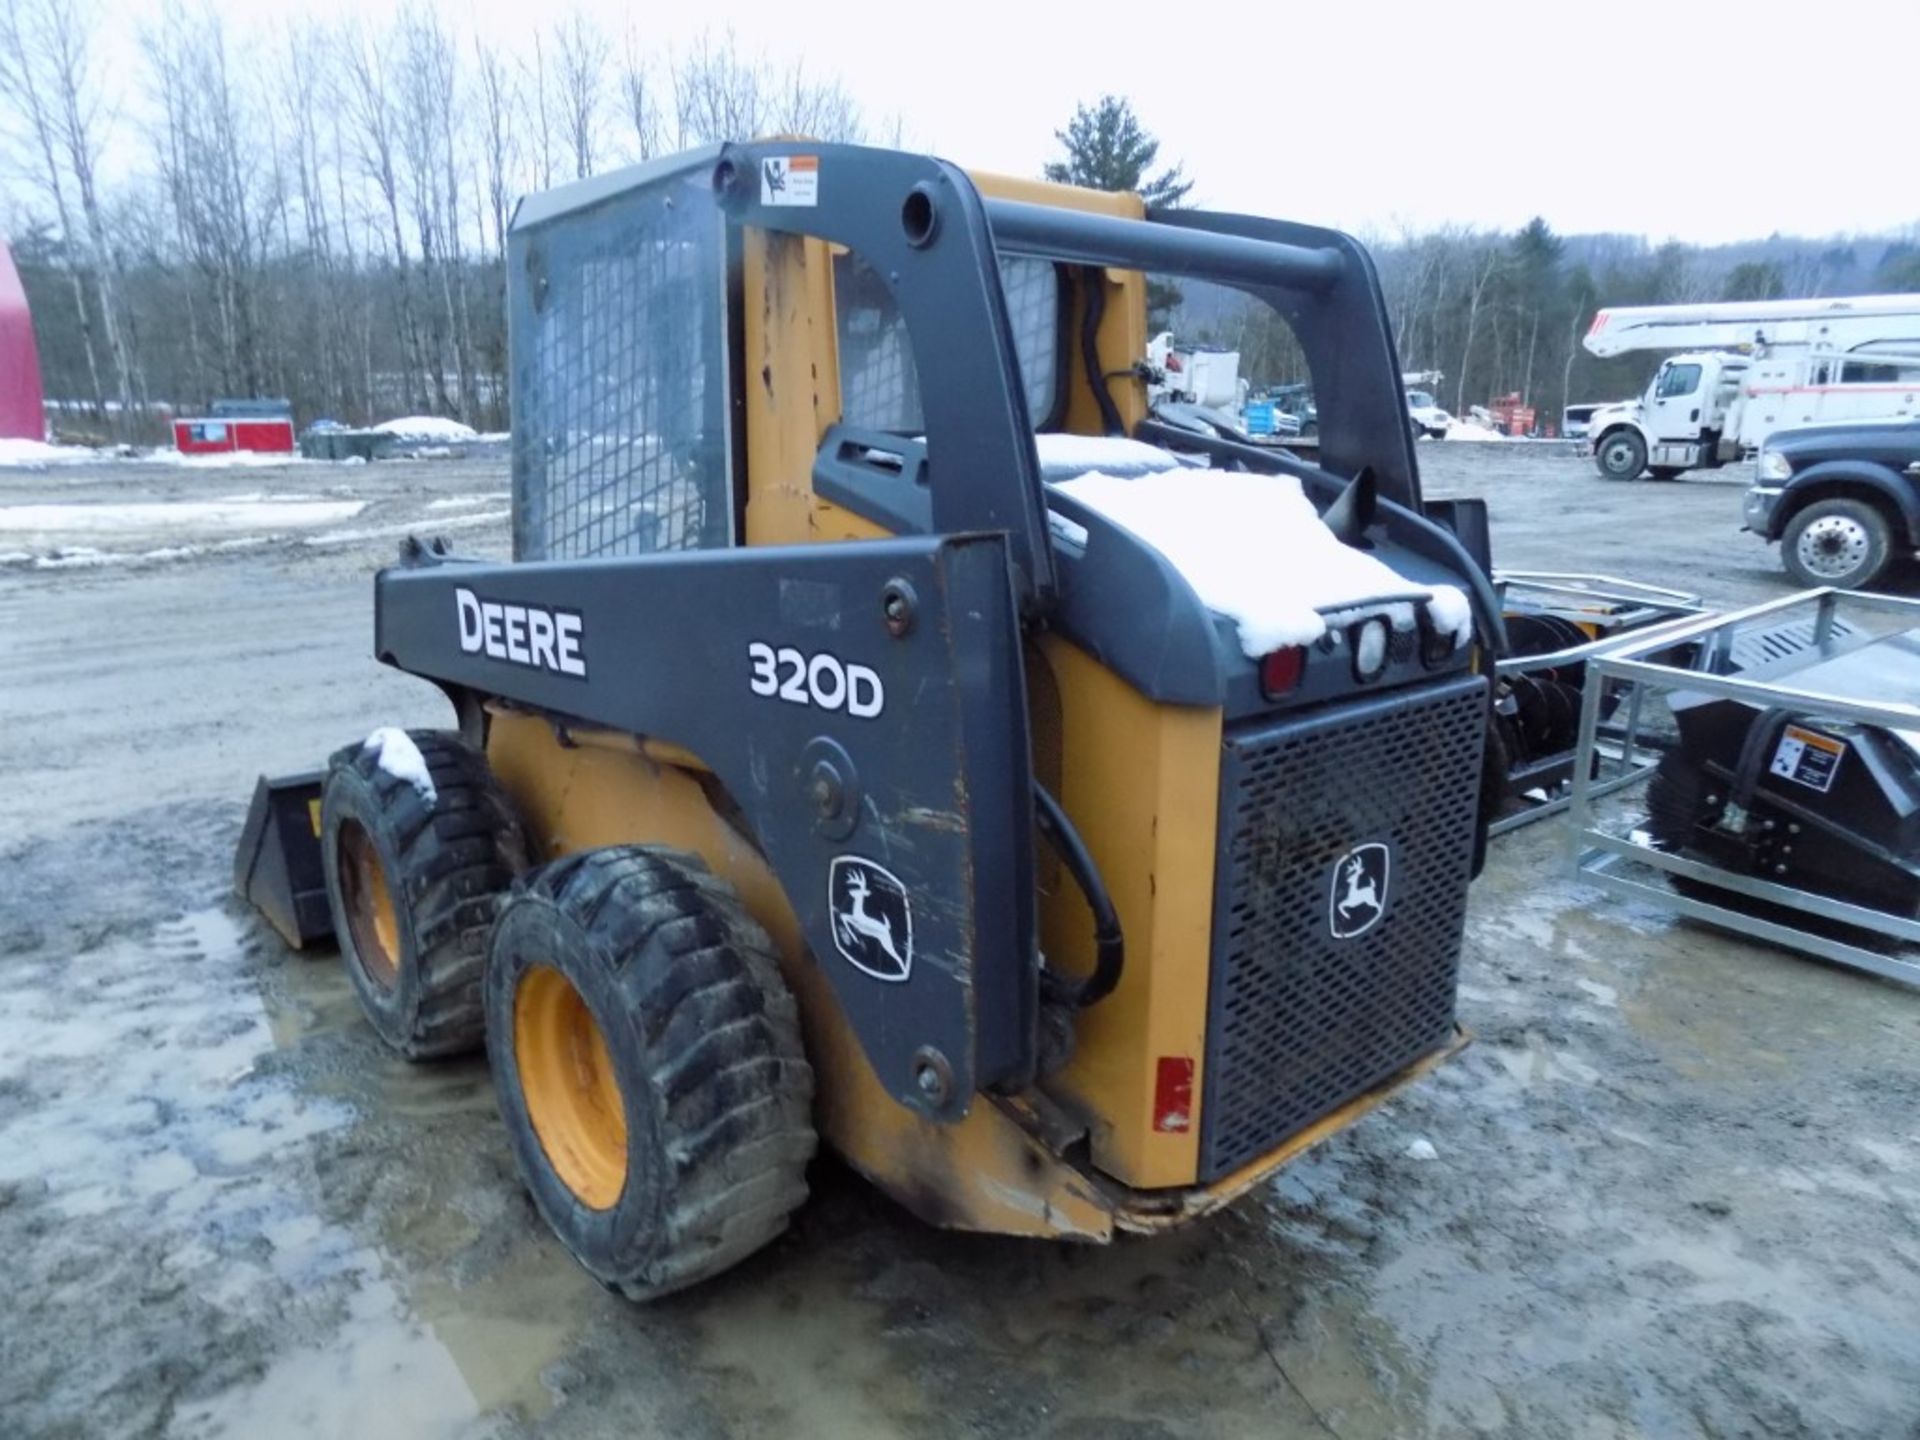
[2,444,1917,1440]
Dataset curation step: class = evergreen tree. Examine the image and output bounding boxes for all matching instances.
[1044,95,1192,209]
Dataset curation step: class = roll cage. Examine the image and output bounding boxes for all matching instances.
[507,139,1495,640]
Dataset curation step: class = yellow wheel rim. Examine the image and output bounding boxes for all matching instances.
[338,820,401,989]
[515,966,629,1210]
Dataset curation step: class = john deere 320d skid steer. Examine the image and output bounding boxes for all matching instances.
[237,140,1500,1299]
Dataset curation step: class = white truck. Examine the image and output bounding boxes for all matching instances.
[1581,294,1920,479]
[1146,332,1245,411]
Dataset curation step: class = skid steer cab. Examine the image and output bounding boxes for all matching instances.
[237,141,1500,1300]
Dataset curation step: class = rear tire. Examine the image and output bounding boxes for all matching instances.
[1781,497,1894,590]
[321,730,527,1059]
[485,846,816,1301]
[1594,428,1647,480]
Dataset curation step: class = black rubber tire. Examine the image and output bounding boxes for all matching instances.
[321,730,527,1060]
[1781,496,1894,591]
[1594,428,1647,480]
[485,845,816,1302]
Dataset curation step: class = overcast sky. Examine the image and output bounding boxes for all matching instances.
[56,0,1920,246]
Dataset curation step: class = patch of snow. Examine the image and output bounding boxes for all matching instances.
[371,415,479,442]
[0,438,98,467]
[363,728,436,803]
[1575,978,1619,1008]
[474,431,511,444]
[1405,1138,1439,1162]
[304,508,509,548]
[0,499,364,535]
[424,495,502,510]
[1050,468,1473,656]
[0,535,281,570]
[1444,419,1509,442]
[148,449,306,468]
[1034,433,1184,481]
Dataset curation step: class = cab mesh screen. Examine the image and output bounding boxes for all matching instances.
[511,174,733,561]
[835,253,1060,432]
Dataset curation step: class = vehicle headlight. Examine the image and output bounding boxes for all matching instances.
[1757,449,1791,481]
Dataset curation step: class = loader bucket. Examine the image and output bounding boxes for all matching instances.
[234,772,334,950]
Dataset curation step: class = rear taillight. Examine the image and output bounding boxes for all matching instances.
[1259,646,1306,698]
[1153,1056,1194,1133]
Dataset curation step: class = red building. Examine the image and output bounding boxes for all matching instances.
[0,239,46,440]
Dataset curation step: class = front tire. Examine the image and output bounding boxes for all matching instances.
[321,730,527,1059]
[485,846,816,1301]
[1781,497,1894,590]
[1594,428,1647,480]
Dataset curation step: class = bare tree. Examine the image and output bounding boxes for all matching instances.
[340,19,425,412]
[671,28,764,145]
[0,0,107,424]
[396,7,458,413]
[28,0,139,428]
[769,61,863,141]
[1454,240,1503,416]
[617,23,661,161]
[552,11,604,179]
[474,39,516,258]
[522,30,557,191]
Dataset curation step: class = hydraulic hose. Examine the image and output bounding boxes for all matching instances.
[1033,782,1125,1008]
[1079,266,1126,437]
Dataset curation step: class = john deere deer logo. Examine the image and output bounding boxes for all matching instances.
[1329,843,1390,939]
[828,857,913,981]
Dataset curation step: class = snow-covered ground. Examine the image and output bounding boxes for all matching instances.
[0,439,101,468]
[0,496,369,570]
[0,499,364,535]
[1444,418,1511,442]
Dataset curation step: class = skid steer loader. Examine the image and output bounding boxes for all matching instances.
[237,141,1500,1299]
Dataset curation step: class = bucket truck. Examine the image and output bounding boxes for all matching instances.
[1581,294,1920,479]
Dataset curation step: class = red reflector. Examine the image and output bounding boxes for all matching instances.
[1154,1056,1194,1133]
[1259,646,1305,697]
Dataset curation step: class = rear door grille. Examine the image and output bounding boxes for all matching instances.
[1198,673,1486,1181]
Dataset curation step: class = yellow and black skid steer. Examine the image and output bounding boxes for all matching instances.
[237,140,1501,1299]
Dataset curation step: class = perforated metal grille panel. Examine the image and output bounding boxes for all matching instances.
[511,171,733,561]
[1198,674,1486,1181]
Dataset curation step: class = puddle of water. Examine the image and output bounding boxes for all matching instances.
[1486,1030,1603,1089]
[692,1257,930,1440]
[170,1262,484,1440]
[0,906,567,1437]
[0,911,348,1221]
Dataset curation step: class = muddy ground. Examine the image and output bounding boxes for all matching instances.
[2,445,1917,1439]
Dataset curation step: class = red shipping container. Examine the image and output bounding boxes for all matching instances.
[172,416,295,454]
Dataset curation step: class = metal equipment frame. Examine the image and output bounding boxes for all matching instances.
[1488,572,1706,836]
[1570,586,1920,987]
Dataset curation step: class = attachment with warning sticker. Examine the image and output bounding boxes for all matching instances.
[1769,722,1846,793]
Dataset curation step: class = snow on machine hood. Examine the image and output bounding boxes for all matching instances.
[1049,467,1473,658]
